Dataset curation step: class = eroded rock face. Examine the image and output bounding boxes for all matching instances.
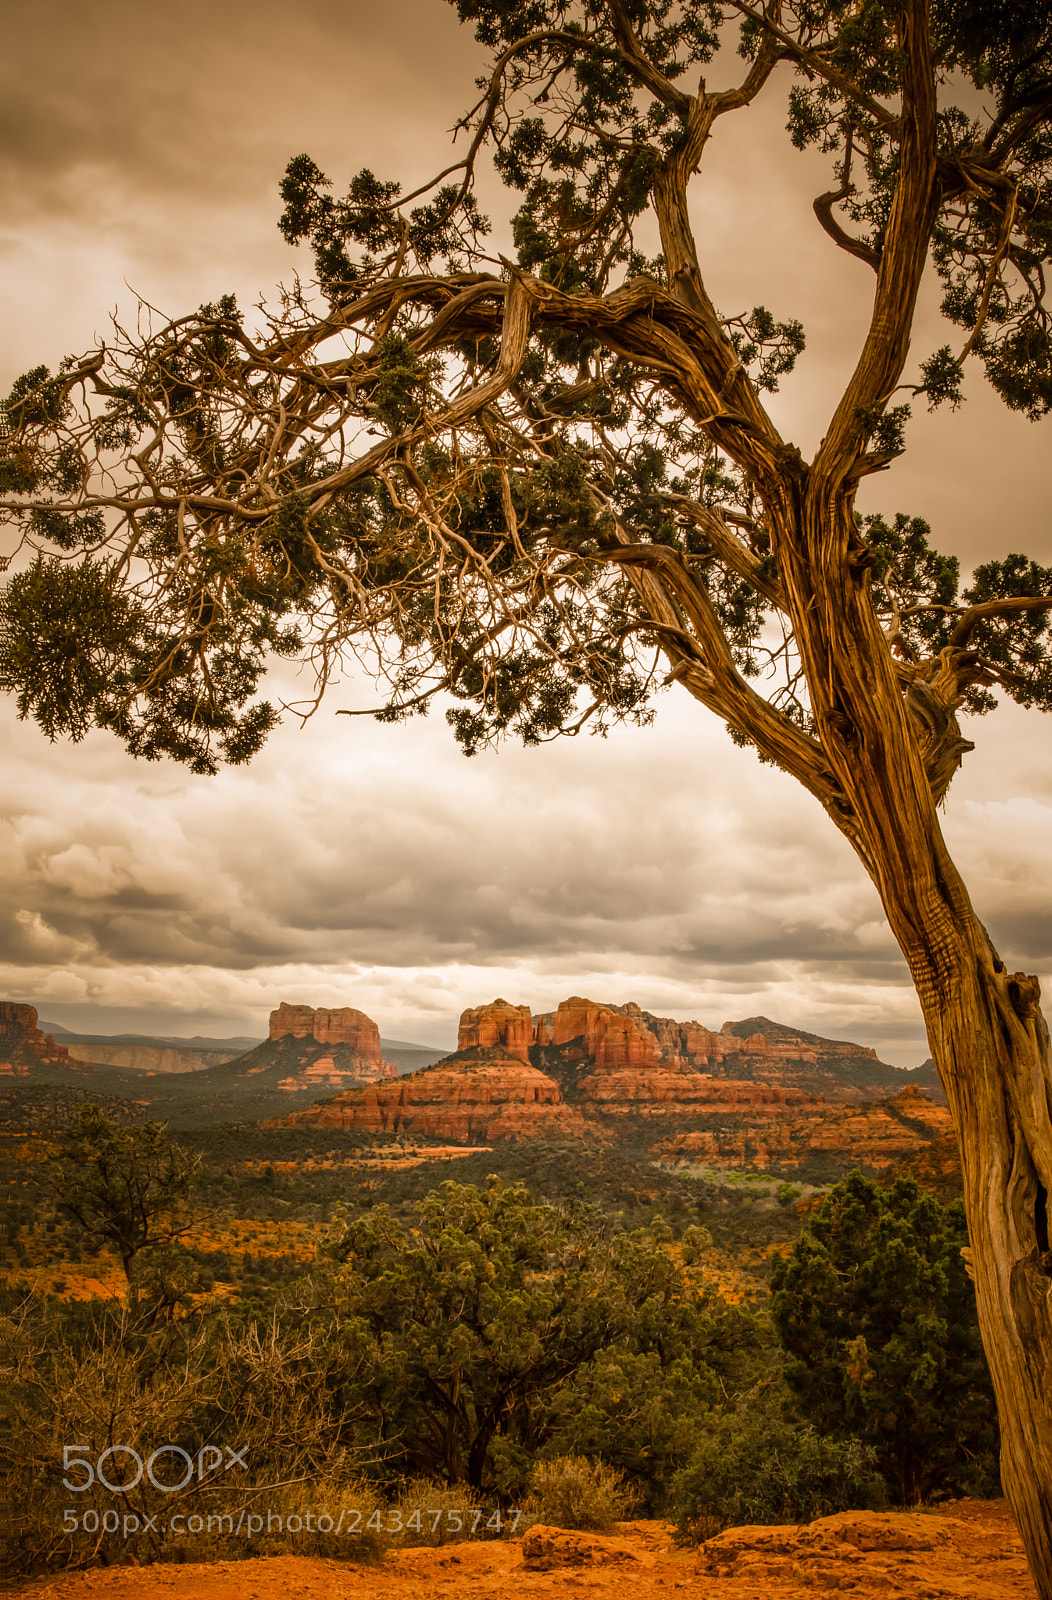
[549,997,659,1069]
[458,1000,533,1063]
[537,998,931,1104]
[271,1049,586,1142]
[223,1002,402,1089]
[0,1002,73,1073]
[265,995,947,1174]
[269,1002,384,1060]
[655,1083,953,1171]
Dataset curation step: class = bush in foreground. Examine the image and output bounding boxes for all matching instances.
[672,1401,886,1545]
[523,1455,639,1532]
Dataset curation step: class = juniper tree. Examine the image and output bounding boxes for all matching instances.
[51,1107,198,1288]
[2,0,1052,1585]
[770,1170,998,1504]
[314,1179,722,1492]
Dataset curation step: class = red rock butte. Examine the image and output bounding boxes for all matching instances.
[262,994,945,1169]
[457,999,534,1063]
[269,1002,385,1063]
[0,1001,73,1075]
[273,1055,585,1142]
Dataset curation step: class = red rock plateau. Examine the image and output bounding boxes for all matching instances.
[19,1501,1037,1600]
[272,997,946,1173]
[0,1002,81,1076]
[270,1002,387,1060]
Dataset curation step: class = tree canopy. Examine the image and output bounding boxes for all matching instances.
[51,1107,198,1287]
[309,1178,734,1495]
[0,0,1050,784]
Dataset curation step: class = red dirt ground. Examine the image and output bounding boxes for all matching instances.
[3,1500,1037,1600]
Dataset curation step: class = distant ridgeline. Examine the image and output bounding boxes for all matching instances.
[1,995,951,1181]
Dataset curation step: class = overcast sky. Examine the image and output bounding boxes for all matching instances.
[1,0,1049,1060]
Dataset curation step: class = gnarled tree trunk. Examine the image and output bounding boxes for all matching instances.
[895,884,1052,1592]
[777,484,1052,1596]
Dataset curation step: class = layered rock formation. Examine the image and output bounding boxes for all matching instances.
[270,994,947,1174]
[457,1000,533,1063]
[194,1002,399,1098]
[272,1047,586,1142]
[269,1003,386,1062]
[654,1083,953,1173]
[550,997,659,1067]
[536,997,937,1104]
[0,1003,79,1076]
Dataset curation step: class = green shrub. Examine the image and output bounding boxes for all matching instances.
[523,1455,639,1531]
[672,1403,886,1545]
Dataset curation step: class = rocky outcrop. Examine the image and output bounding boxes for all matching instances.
[0,1002,78,1074]
[192,1001,400,1097]
[271,1048,586,1142]
[458,1000,533,1063]
[535,998,938,1104]
[549,997,657,1068]
[269,1002,385,1063]
[655,1083,953,1173]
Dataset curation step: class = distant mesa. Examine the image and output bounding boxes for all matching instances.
[4,990,949,1181]
[269,1002,385,1057]
[210,1002,402,1094]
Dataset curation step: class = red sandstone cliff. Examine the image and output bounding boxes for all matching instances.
[536,997,926,1104]
[190,992,947,1177]
[0,1002,79,1076]
[271,1047,586,1142]
[270,1002,386,1062]
[218,1002,401,1092]
[458,1000,533,1063]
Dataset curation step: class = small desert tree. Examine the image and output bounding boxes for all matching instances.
[2,0,1052,1585]
[51,1107,199,1291]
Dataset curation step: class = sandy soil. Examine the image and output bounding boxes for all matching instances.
[4,1501,1037,1600]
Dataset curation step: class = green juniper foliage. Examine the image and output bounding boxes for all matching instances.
[50,1107,199,1288]
[0,0,1049,768]
[671,1393,886,1543]
[304,1178,739,1495]
[770,1170,999,1504]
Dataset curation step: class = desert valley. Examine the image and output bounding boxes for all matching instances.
[2,989,991,1582]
